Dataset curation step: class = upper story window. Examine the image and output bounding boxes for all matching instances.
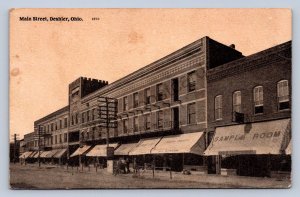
[134,116,139,132]
[233,91,242,113]
[59,120,62,129]
[187,102,196,124]
[277,80,290,110]
[215,95,223,120]
[123,119,128,134]
[157,111,164,128]
[123,96,128,111]
[64,133,67,142]
[187,71,196,92]
[64,118,68,128]
[92,109,95,120]
[253,86,264,114]
[145,114,151,130]
[133,92,139,108]
[145,88,151,105]
[157,83,164,101]
[82,112,85,123]
[87,110,90,122]
[75,114,78,124]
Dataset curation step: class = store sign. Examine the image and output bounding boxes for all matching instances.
[213,131,281,142]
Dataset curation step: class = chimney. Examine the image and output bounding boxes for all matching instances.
[229,44,235,49]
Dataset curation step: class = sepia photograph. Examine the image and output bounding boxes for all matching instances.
[9,8,292,189]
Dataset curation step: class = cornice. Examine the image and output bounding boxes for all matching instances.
[207,41,291,82]
[81,37,206,102]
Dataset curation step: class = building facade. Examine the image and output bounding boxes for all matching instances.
[25,36,291,176]
[206,41,291,176]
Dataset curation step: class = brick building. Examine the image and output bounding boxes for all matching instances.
[205,41,291,176]
[22,36,291,176]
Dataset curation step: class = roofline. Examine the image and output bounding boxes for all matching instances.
[207,40,291,80]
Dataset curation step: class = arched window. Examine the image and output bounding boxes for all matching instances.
[215,95,223,120]
[277,80,290,110]
[233,91,242,113]
[253,86,264,114]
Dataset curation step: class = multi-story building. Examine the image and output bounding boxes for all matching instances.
[205,41,291,176]
[28,36,291,176]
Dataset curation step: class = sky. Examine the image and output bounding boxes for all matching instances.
[9,8,291,139]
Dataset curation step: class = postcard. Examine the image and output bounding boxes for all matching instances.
[9,8,292,189]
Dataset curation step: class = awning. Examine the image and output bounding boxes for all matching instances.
[53,149,67,158]
[28,151,38,158]
[204,118,291,155]
[46,149,60,158]
[129,137,162,155]
[40,151,52,158]
[115,143,138,156]
[70,145,91,157]
[19,151,33,159]
[151,132,205,155]
[33,151,43,158]
[86,143,119,157]
[285,140,292,155]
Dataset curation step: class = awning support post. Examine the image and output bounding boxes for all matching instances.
[182,153,185,171]
[152,155,155,178]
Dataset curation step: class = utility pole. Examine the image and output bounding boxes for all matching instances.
[105,97,109,148]
[38,125,41,167]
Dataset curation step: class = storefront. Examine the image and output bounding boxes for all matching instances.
[151,132,206,172]
[85,143,119,168]
[204,118,291,177]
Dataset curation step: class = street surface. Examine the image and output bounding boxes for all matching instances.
[10,163,291,189]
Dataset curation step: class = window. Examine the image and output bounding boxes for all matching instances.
[157,111,164,128]
[87,110,90,122]
[233,91,242,113]
[133,92,139,108]
[277,80,290,110]
[145,114,151,130]
[92,109,95,120]
[123,96,128,111]
[82,112,85,123]
[59,120,62,129]
[215,95,223,120]
[75,114,78,124]
[123,119,128,134]
[134,116,139,132]
[253,86,264,114]
[187,103,196,124]
[55,122,57,130]
[59,134,62,143]
[145,88,151,105]
[157,83,164,101]
[188,71,196,92]
[52,136,55,145]
[51,123,54,131]
[55,135,57,144]
[64,133,67,142]
[64,118,68,128]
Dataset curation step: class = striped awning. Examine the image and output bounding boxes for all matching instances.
[70,145,91,157]
[86,143,119,157]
